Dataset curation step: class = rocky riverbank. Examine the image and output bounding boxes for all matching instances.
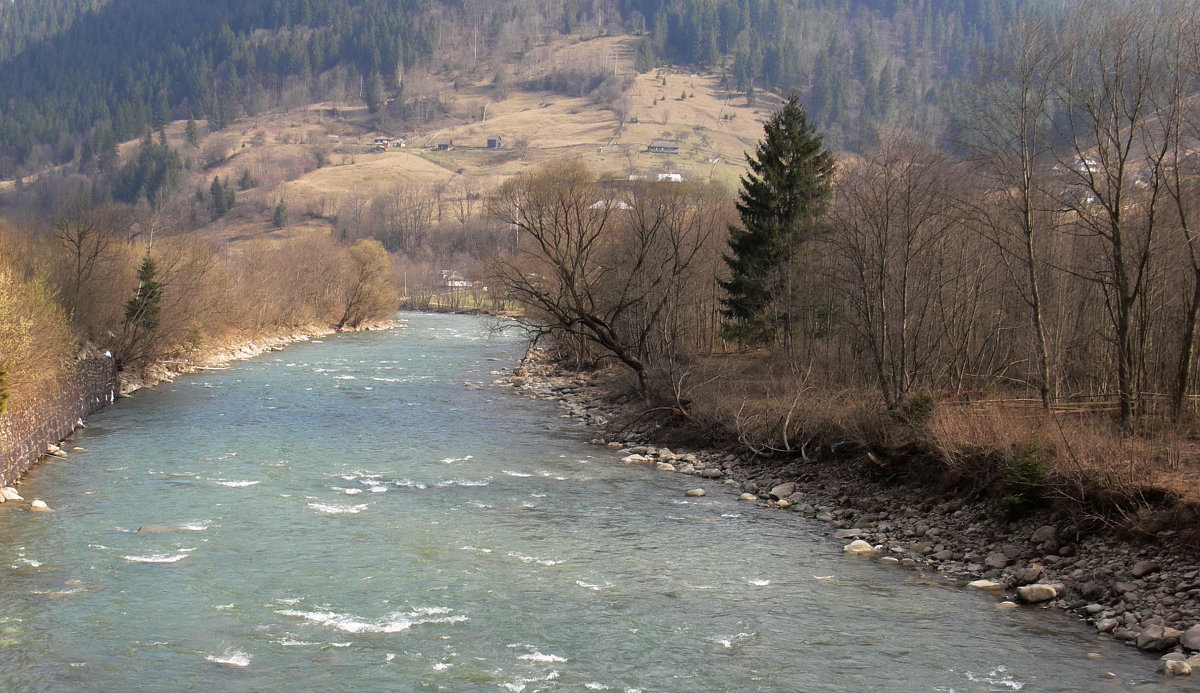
[119,318,403,394]
[0,318,405,504]
[492,352,1200,680]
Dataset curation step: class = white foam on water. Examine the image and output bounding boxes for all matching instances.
[123,549,195,564]
[461,546,493,553]
[334,375,357,380]
[712,632,755,649]
[30,587,82,596]
[276,607,467,634]
[395,479,427,489]
[517,652,567,663]
[432,662,451,670]
[440,455,474,464]
[386,653,396,662]
[214,480,261,488]
[437,478,491,488]
[574,580,613,591]
[334,487,364,495]
[720,512,743,518]
[307,503,368,515]
[745,578,770,586]
[214,604,235,610]
[88,544,109,551]
[965,666,1024,690]
[584,684,611,690]
[507,552,562,566]
[277,637,317,646]
[205,649,251,667]
[180,523,209,531]
[502,470,532,477]
[501,671,560,692]
[17,558,42,568]
[276,597,302,605]
[367,485,388,493]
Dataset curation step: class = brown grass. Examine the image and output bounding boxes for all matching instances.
[664,353,1200,526]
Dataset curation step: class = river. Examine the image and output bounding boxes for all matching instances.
[0,312,1190,692]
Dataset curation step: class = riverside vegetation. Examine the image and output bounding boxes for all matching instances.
[2,0,1200,680]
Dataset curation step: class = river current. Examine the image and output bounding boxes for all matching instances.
[0,312,1190,692]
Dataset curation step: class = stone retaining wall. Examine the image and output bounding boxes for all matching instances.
[0,353,118,486]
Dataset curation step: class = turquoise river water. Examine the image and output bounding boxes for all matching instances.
[0,312,1193,692]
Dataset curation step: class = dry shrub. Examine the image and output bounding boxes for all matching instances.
[928,404,1200,516]
[679,353,887,455]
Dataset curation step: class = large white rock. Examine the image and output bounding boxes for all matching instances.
[29,499,53,513]
[967,579,1006,592]
[1,487,23,501]
[1016,584,1058,603]
[843,539,878,555]
[685,488,706,497]
[1162,660,1191,677]
[738,493,757,501]
[656,462,676,472]
[621,454,651,464]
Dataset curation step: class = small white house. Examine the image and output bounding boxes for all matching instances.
[656,173,683,183]
[441,270,471,288]
[373,136,391,149]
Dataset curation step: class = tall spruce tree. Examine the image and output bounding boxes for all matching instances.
[720,95,834,346]
[124,254,163,333]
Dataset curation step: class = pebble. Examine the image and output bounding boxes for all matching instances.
[738,493,757,502]
[685,488,706,497]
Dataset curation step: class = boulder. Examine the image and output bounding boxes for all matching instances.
[984,552,1011,569]
[768,483,796,500]
[996,601,1019,610]
[1162,660,1191,677]
[1131,560,1159,578]
[1181,625,1200,651]
[678,464,696,475]
[1096,618,1120,633]
[843,540,878,555]
[0,487,23,501]
[833,529,865,539]
[738,493,757,502]
[29,499,53,513]
[815,512,834,522]
[1137,624,1183,652]
[699,469,723,479]
[967,579,1006,592]
[879,556,899,565]
[685,488,706,497]
[1029,525,1057,544]
[777,500,791,509]
[1012,564,1045,586]
[656,462,676,472]
[1017,584,1058,603]
[621,454,651,464]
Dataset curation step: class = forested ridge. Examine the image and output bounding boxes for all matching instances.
[0,0,1055,178]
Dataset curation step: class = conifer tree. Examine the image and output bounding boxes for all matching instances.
[185,118,200,147]
[124,254,162,333]
[720,95,834,346]
[272,199,289,228]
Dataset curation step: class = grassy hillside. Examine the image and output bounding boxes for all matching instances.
[181,36,768,247]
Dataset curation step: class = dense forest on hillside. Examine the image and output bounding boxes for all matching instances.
[0,0,105,62]
[0,0,1057,178]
